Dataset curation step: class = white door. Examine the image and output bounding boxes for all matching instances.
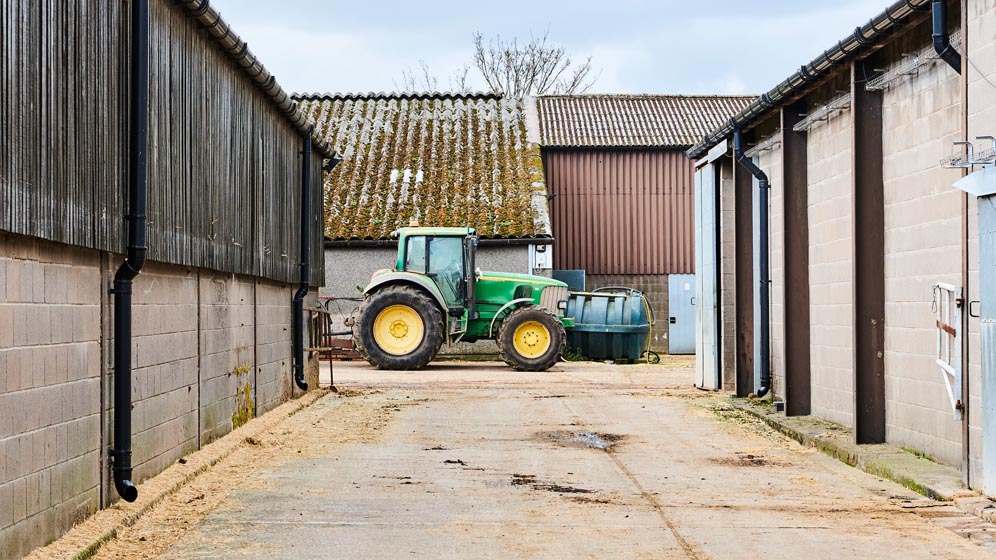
[694,164,719,389]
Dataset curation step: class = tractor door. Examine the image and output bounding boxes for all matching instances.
[465,235,478,319]
[427,237,469,331]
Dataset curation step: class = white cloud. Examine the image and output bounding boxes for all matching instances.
[211,0,898,95]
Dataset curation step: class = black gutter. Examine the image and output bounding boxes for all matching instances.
[687,0,932,159]
[292,127,315,392]
[110,0,149,503]
[932,0,961,74]
[733,130,771,399]
[173,0,334,158]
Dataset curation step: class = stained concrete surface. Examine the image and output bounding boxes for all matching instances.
[156,360,996,559]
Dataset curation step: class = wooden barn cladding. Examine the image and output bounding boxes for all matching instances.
[0,0,326,286]
[543,149,694,275]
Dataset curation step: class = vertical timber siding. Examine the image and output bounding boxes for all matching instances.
[543,149,694,275]
[0,0,324,287]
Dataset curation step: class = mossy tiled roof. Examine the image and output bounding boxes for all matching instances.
[537,94,756,148]
[295,93,551,241]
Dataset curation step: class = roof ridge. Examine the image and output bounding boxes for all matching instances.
[536,94,756,148]
[537,93,758,100]
[292,91,502,101]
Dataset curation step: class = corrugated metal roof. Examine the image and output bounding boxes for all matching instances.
[295,93,551,241]
[537,94,756,148]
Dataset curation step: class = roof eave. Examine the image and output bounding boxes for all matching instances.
[685,0,933,159]
[174,0,335,158]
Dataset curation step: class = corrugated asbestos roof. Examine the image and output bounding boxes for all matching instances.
[295,93,551,241]
[537,94,756,148]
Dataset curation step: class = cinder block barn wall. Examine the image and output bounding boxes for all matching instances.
[758,143,785,400]
[254,280,297,414]
[585,274,669,353]
[197,273,256,445]
[0,235,103,559]
[967,0,996,486]
[807,108,855,428]
[718,158,738,391]
[117,262,200,484]
[881,54,963,467]
[0,232,314,559]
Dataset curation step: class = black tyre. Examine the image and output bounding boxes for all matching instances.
[353,285,444,370]
[496,305,566,372]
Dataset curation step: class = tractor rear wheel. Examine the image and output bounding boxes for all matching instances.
[353,285,444,370]
[497,305,566,372]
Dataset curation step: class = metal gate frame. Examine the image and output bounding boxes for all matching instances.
[933,282,964,420]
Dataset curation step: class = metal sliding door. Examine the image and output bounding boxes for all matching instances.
[694,164,719,387]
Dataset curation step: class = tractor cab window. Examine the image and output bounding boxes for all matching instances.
[428,237,465,307]
[404,236,427,272]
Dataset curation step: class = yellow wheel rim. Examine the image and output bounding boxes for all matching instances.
[373,305,424,356]
[512,320,551,359]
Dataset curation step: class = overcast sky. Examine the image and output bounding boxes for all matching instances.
[210,0,889,96]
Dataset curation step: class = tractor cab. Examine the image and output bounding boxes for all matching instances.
[396,227,479,328]
[352,226,572,372]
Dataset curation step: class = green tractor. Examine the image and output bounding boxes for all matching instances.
[351,227,573,371]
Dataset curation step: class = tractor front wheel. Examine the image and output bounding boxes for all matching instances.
[497,305,566,372]
[353,286,444,370]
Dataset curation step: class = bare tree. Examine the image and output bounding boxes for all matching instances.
[448,64,473,94]
[394,32,598,97]
[472,31,598,98]
[395,59,438,92]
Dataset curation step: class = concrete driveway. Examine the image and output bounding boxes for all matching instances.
[95,359,994,559]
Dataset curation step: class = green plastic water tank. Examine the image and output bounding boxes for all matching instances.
[566,288,652,361]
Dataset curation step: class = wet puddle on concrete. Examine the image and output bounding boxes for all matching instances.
[535,430,625,450]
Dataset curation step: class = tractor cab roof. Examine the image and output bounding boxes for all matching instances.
[391,227,477,239]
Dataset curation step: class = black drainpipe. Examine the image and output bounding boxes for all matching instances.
[110,0,149,503]
[292,127,314,392]
[733,129,771,399]
[932,0,961,74]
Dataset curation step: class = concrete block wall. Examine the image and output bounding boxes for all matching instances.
[118,262,200,486]
[806,107,855,428]
[758,142,785,400]
[0,232,314,559]
[966,0,996,487]
[198,273,256,444]
[585,274,670,354]
[255,280,294,414]
[718,158,738,391]
[0,234,103,560]
[881,55,964,467]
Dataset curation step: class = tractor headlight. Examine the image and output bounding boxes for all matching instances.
[557,300,568,310]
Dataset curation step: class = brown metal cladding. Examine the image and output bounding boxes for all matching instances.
[542,149,694,275]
